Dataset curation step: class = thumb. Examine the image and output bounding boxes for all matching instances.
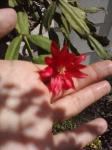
[0,8,17,38]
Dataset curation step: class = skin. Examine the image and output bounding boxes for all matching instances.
[0,8,112,150]
[0,8,17,38]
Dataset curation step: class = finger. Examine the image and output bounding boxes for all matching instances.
[37,61,112,104]
[52,80,111,121]
[37,61,112,100]
[54,118,107,150]
[37,61,112,90]
[64,60,112,96]
[0,8,17,38]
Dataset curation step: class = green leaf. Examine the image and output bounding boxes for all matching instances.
[16,11,29,34]
[49,28,60,45]
[43,1,56,29]
[88,35,111,59]
[61,26,71,40]
[69,42,80,55]
[5,35,22,60]
[70,6,86,20]
[33,55,49,64]
[9,0,18,7]
[27,35,51,52]
[83,7,105,13]
[59,0,90,36]
[61,15,71,37]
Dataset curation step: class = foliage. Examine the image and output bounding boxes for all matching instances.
[4,0,112,62]
[88,137,102,149]
[53,118,77,134]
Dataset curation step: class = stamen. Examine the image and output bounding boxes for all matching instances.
[58,66,66,74]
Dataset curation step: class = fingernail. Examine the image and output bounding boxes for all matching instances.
[95,118,108,134]
[94,80,111,94]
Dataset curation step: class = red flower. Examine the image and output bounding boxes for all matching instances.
[39,41,87,95]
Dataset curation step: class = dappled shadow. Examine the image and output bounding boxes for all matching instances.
[0,83,19,108]
[0,94,9,108]
[0,82,105,149]
[0,82,65,149]
[0,131,54,149]
[15,88,44,113]
[3,83,17,89]
[0,121,103,150]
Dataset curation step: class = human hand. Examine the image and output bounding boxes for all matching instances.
[0,8,16,38]
[0,60,111,150]
[0,7,112,150]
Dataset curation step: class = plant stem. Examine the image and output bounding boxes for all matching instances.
[24,36,34,62]
[39,22,43,35]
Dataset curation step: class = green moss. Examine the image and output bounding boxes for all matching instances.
[86,137,102,150]
[53,118,77,134]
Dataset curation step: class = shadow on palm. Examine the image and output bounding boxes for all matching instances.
[0,82,104,150]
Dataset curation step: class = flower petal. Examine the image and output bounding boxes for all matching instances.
[74,54,86,64]
[39,66,53,81]
[45,57,53,65]
[62,75,74,90]
[73,70,88,78]
[49,76,63,95]
[51,41,59,57]
[76,64,87,69]
[61,42,68,51]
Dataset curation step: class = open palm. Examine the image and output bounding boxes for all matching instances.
[0,8,112,150]
[0,60,111,150]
